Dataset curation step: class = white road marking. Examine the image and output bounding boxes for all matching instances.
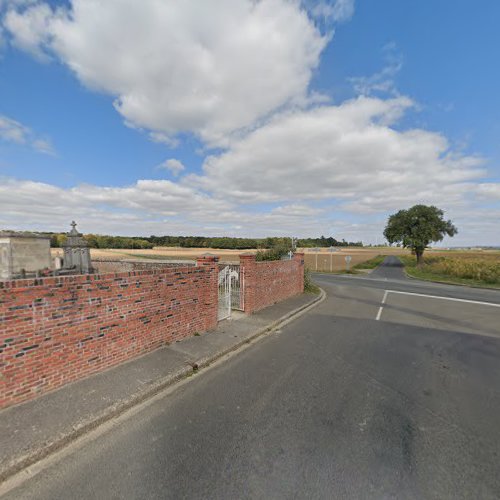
[386,290,500,308]
[376,290,389,320]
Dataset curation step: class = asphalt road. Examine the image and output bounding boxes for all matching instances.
[3,257,500,499]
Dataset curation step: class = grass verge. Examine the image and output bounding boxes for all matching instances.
[352,254,386,271]
[304,268,321,294]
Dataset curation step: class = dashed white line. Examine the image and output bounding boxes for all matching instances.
[376,290,388,321]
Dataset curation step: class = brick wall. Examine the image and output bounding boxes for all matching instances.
[0,256,218,409]
[240,253,304,314]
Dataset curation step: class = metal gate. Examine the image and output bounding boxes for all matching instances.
[218,264,243,320]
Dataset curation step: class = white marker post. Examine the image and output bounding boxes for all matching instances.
[345,255,352,272]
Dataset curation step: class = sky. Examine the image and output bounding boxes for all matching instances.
[0,0,499,246]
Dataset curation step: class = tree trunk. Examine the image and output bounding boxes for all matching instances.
[416,249,424,267]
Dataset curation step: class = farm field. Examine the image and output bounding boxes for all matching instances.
[50,246,500,281]
[51,246,407,268]
[401,250,500,288]
[51,247,257,263]
[303,247,409,272]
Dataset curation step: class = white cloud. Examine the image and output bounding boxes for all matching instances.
[3,2,56,61]
[191,96,484,210]
[157,159,185,176]
[0,177,229,225]
[0,168,500,245]
[0,114,28,143]
[148,132,179,149]
[3,0,328,145]
[0,114,55,153]
[309,0,355,22]
[32,138,55,155]
[474,183,500,200]
[349,42,403,96]
[0,173,498,245]
[0,176,334,238]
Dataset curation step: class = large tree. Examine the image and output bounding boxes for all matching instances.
[383,205,458,266]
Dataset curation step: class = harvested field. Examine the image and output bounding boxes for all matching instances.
[51,247,258,263]
[302,247,409,272]
[51,246,497,273]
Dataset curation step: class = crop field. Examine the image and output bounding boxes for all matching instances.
[402,250,500,287]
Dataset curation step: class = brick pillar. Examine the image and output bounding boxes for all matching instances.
[239,253,257,314]
[196,254,219,330]
[293,252,305,293]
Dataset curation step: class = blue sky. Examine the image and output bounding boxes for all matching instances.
[0,0,499,245]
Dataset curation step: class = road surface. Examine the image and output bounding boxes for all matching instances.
[3,257,500,499]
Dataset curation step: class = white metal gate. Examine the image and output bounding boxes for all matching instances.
[218,264,243,320]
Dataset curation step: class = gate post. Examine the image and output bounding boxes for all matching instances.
[239,253,257,314]
[196,254,219,330]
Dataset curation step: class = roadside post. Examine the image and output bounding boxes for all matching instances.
[345,255,352,272]
[314,248,319,271]
[329,246,335,272]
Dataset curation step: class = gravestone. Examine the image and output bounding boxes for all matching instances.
[62,221,93,274]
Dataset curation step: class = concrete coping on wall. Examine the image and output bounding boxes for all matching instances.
[92,258,196,265]
[0,264,205,289]
[0,232,50,240]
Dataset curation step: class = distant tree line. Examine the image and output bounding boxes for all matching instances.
[296,236,363,248]
[49,233,154,249]
[44,233,362,249]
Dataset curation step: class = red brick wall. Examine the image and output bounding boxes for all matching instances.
[240,253,304,314]
[0,257,218,409]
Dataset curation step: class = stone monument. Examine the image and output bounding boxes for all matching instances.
[62,221,93,274]
[0,232,51,280]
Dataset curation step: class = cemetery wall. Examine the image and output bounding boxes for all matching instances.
[0,256,218,409]
[240,253,304,314]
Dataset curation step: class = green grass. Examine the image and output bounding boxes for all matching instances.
[352,254,386,270]
[399,255,500,289]
[304,268,321,294]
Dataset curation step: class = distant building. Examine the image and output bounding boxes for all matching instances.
[0,232,51,280]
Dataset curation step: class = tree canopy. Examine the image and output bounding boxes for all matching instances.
[383,205,458,265]
[45,233,363,250]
